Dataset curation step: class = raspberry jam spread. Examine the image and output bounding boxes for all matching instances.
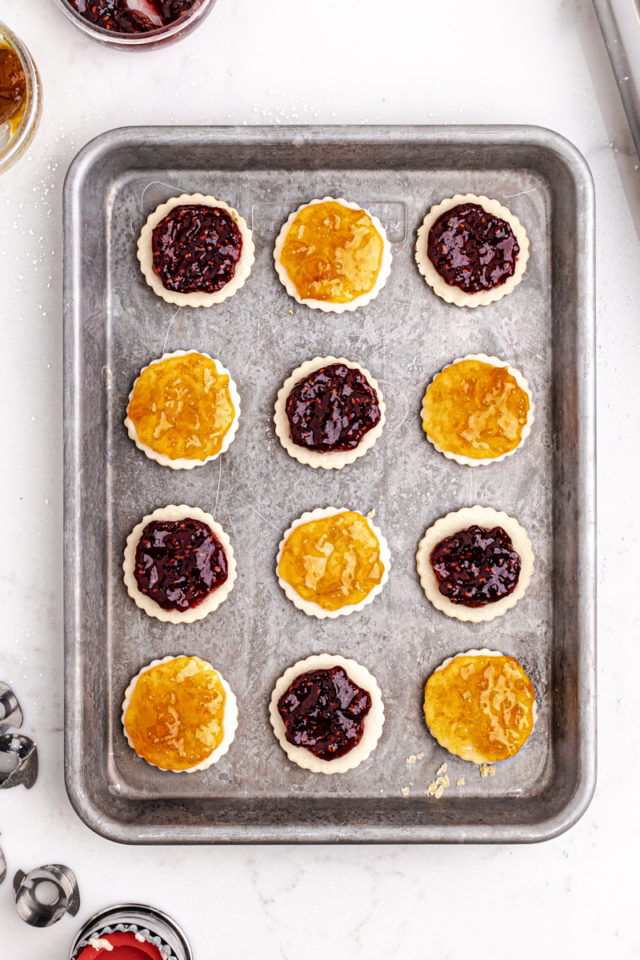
[277,667,371,760]
[151,204,243,293]
[427,202,519,293]
[430,525,521,606]
[76,930,166,959]
[134,518,228,611]
[286,363,381,452]
[68,0,194,32]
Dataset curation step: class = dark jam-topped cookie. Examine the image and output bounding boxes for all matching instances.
[68,0,194,32]
[151,204,243,294]
[134,517,228,611]
[285,362,381,452]
[427,202,519,294]
[430,525,521,607]
[277,667,372,760]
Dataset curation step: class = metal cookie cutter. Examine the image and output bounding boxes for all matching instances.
[13,864,80,927]
[0,733,38,789]
[0,681,23,732]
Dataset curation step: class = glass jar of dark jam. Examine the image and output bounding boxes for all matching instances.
[53,0,216,49]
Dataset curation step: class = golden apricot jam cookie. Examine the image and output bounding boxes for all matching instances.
[273,197,392,312]
[124,350,240,469]
[422,354,534,466]
[269,654,384,774]
[137,193,255,307]
[416,506,534,623]
[415,194,529,307]
[424,649,537,764]
[122,655,238,772]
[274,356,386,469]
[277,507,390,619]
[123,504,236,624]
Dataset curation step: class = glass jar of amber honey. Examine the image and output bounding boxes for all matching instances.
[0,22,41,174]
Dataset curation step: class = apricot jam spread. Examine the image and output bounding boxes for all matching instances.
[124,657,226,770]
[427,202,519,293]
[278,667,371,760]
[127,353,235,462]
[423,359,530,460]
[134,518,228,611]
[280,201,384,303]
[431,525,520,607]
[424,653,536,764]
[278,511,384,611]
[152,204,242,293]
[286,363,381,452]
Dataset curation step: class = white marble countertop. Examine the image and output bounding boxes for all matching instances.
[0,0,637,955]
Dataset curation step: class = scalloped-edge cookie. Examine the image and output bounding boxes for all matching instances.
[416,506,534,623]
[422,353,535,467]
[424,648,538,764]
[273,197,392,313]
[123,504,236,624]
[121,655,238,773]
[274,356,386,469]
[269,653,384,774]
[124,350,241,470]
[276,507,390,619]
[415,194,530,307]
[137,193,255,307]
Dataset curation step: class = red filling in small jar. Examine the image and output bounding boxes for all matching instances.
[134,518,228,611]
[427,202,519,293]
[75,930,165,959]
[67,0,194,32]
[151,204,243,294]
[285,363,381,452]
[278,667,371,760]
[430,524,521,606]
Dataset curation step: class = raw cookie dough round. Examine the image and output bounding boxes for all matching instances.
[274,356,386,469]
[422,353,534,466]
[122,655,238,772]
[137,192,255,307]
[123,504,236,624]
[125,350,241,469]
[415,194,530,307]
[416,505,534,623]
[276,507,390,619]
[273,197,392,313]
[424,648,538,764]
[269,653,385,774]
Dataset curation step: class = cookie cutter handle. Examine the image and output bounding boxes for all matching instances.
[13,864,80,927]
[0,682,23,733]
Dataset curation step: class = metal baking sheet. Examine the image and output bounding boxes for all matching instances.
[63,125,596,843]
[593,0,640,159]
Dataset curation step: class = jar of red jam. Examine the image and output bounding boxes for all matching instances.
[53,0,217,50]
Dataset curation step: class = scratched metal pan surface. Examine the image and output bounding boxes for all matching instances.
[63,125,596,843]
